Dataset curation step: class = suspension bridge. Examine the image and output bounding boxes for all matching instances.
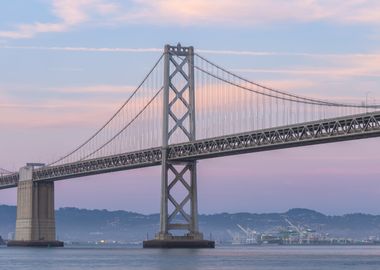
[1,44,380,248]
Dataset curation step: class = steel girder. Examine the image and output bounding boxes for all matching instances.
[1,112,380,189]
[168,112,380,160]
[0,173,19,190]
[33,148,162,182]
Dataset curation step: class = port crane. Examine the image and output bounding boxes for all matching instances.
[237,224,259,244]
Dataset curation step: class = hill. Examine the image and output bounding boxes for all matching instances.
[1,205,380,242]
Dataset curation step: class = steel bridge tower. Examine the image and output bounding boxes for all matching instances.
[143,44,214,248]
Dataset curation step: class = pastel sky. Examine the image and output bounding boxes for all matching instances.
[1,0,380,215]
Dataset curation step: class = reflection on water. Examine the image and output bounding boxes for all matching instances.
[1,245,380,270]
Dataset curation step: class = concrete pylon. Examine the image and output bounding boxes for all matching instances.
[7,166,63,247]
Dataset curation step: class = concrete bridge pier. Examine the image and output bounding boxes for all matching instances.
[7,166,63,247]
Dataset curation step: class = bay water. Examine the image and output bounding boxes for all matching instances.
[1,245,380,270]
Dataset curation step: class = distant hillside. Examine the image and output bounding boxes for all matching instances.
[1,205,380,242]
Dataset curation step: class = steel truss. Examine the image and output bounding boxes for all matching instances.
[169,113,380,160]
[165,161,199,233]
[0,148,162,190]
[36,148,161,181]
[1,112,380,190]
[0,173,19,189]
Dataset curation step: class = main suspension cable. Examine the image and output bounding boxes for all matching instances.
[79,87,164,161]
[195,53,380,109]
[48,54,164,166]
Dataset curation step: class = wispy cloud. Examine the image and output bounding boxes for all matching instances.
[50,85,136,94]
[204,48,380,80]
[3,45,380,60]
[0,83,138,99]
[0,84,154,128]
[0,0,118,39]
[259,80,315,91]
[118,0,380,26]
[2,1,380,39]
[233,54,380,79]
[198,49,380,59]
[0,98,122,128]
[0,45,162,53]
[0,23,66,39]
[233,68,380,78]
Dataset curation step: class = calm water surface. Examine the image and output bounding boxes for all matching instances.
[1,245,380,270]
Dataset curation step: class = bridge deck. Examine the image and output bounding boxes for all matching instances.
[1,112,380,189]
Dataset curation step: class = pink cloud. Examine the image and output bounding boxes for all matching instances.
[120,0,380,26]
[0,46,162,53]
[259,80,315,91]
[0,84,150,127]
[233,67,380,78]
[0,95,124,128]
[50,84,137,94]
[229,53,380,85]
[2,1,380,39]
[0,0,119,39]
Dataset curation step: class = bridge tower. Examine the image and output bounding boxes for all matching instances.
[143,44,214,248]
[7,164,63,247]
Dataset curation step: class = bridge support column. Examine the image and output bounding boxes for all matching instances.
[7,166,63,247]
[144,161,213,248]
[143,44,214,248]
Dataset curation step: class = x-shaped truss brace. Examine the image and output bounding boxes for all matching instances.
[167,164,192,225]
[167,55,192,141]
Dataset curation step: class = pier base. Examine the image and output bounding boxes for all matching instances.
[10,166,62,247]
[143,239,214,248]
[143,235,215,248]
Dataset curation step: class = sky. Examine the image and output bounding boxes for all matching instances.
[1,0,380,215]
